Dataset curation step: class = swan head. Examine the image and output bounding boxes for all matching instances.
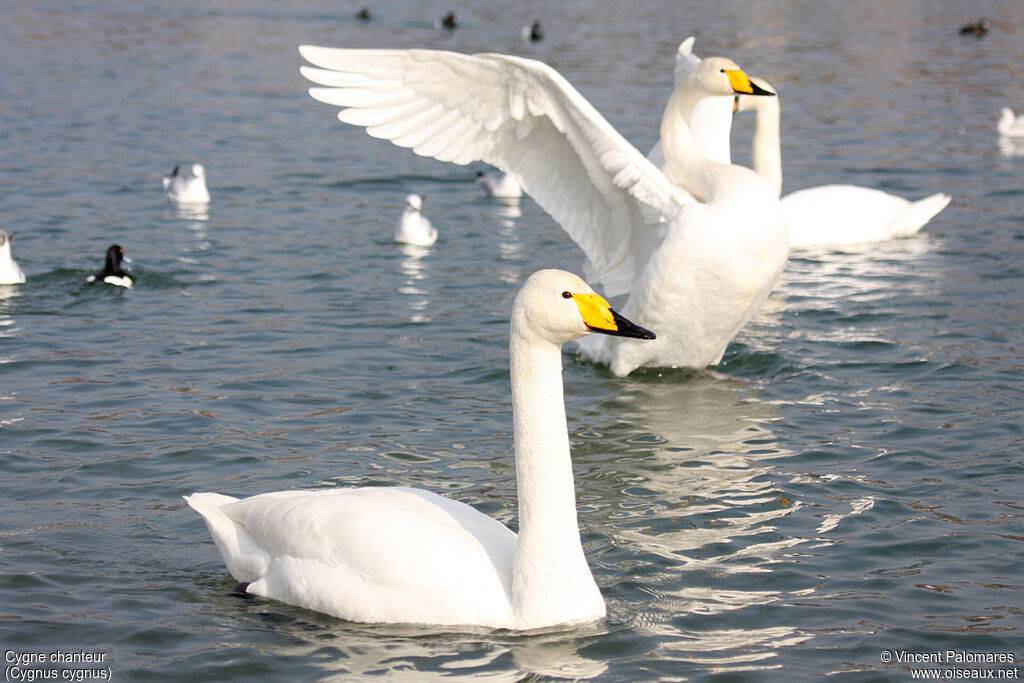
[190,164,206,179]
[405,194,424,212]
[513,270,655,346]
[689,57,775,99]
[734,76,777,113]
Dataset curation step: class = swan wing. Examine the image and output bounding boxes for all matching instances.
[783,185,950,247]
[186,487,516,626]
[299,46,681,296]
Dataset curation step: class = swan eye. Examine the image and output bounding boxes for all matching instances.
[561,291,573,299]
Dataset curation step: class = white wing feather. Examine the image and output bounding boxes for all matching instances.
[300,46,682,296]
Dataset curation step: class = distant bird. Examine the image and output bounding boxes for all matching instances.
[87,245,133,289]
[395,194,437,247]
[163,163,210,204]
[356,7,371,21]
[476,170,522,200]
[959,18,990,36]
[436,11,456,30]
[997,108,1024,138]
[523,20,544,43]
[0,231,26,285]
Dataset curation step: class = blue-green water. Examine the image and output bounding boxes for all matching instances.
[1,1,1022,680]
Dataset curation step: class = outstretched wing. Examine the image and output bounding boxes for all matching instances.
[299,46,683,296]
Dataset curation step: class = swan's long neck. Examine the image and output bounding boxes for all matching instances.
[750,99,783,198]
[509,328,602,627]
[660,86,730,202]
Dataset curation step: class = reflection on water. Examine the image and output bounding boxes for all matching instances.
[492,199,524,285]
[0,286,21,339]
[397,244,431,323]
[750,236,936,356]
[600,375,792,559]
[222,606,609,681]
[165,204,211,254]
[583,376,814,669]
[167,203,209,222]
[997,135,1024,157]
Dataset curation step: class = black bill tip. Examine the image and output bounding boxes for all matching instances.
[587,309,656,340]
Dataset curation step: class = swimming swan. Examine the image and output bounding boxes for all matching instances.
[0,231,26,285]
[163,163,210,204]
[299,46,786,375]
[186,269,654,630]
[998,108,1024,138]
[395,193,437,246]
[735,77,951,247]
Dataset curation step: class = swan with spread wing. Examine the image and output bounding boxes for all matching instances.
[300,46,786,375]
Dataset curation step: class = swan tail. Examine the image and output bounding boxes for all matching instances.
[892,193,951,238]
[185,493,270,583]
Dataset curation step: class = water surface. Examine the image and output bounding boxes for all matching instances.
[1,0,1022,680]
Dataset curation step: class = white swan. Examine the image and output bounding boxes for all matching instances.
[735,77,951,247]
[394,194,437,246]
[998,108,1024,138]
[0,231,26,285]
[163,163,210,204]
[299,46,786,375]
[476,169,523,200]
[186,269,655,630]
[647,37,735,170]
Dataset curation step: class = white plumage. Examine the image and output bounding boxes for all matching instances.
[734,78,951,247]
[0,231,26,285]
[186,269,655,630]
[299,45,787,375]
[394,194,437,246]
[163,163,210,204]
[646,37,735,171]
[998,108,1024,138]
[476,169,523,200]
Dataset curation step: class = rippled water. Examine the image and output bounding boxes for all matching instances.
[2,0,1022,680]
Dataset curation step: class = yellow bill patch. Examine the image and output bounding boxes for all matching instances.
[573,293,617,332]
[725,69,756,95]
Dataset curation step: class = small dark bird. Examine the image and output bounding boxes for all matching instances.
[523,20,544,43]
[356,7,371,21]
[87,245,133,289]
[436,11,456,30]
[959,18,990,36]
